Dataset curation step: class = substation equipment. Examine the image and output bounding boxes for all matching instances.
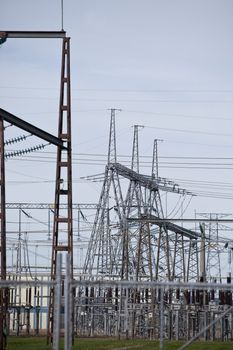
[75,109,233,341]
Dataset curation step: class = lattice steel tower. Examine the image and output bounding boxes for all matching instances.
[83,108,125,278]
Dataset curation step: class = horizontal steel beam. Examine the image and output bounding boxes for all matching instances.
[5,202,98,210]
[0,30,66,39]
[0,108,65,148]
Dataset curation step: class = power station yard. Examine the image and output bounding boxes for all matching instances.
[1,2,233,350]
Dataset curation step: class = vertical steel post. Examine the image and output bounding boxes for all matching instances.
[0,117,7,350]
[65,253,72,350]
[124,288,129,339]
[159,287,164,350]
[200,223,206,281]
[53,254,62,350]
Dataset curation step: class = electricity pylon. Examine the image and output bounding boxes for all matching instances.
[83,108,125,278]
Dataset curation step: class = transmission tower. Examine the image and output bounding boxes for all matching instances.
[80,109,127,338]
[83,108,124,278]
[150,139,172,281]
[123,125,145,280]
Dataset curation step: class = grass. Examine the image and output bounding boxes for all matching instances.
[6,336,233,349]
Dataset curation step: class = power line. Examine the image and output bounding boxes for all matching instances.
[3,95,233,103]
[9,150,233,160]
[3,85,233,93]
[3,107,233,123]
[6,150,233,164]
[8,156,233,170]
[145,125,233,138]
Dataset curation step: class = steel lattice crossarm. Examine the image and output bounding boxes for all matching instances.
[128,214,200,239]
[110,162,192,195]
[5,202,98,210]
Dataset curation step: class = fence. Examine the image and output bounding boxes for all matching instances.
[1,254,233,350]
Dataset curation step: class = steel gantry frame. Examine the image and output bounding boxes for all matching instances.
[0,30,73,349]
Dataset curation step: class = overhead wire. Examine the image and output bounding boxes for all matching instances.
[167,194,187,218]
[144,125,233,138]
[4,94,233,103]
[4,85,233,92]
[3,132,233,201]
[7,152,233,169]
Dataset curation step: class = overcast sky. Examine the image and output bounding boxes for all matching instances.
[1,0,233,224]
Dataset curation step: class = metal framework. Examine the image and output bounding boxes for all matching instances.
[0,109,64,349]
[47,37,73,344]
[79,113,207,338]
[82,115,201,282]
[83,108,125,277]
[197,213,228,283]
[5,203,98,210]
[1,264,233,349]
[1,29,72,349]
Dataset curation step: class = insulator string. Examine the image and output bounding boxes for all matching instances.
[5,143,48,159]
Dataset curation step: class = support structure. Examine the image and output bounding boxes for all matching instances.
[83,108,124,277]
[197,213,227,283]
[150,139,172,281]
[0,110,65,349]
[0,118,7,350]
[1,29,72,348]
[0,113,64,350]
[47,37,73,343]
[123,125,144,280]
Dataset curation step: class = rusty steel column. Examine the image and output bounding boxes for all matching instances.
[47,37,73,344]
[0,117,7,350]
